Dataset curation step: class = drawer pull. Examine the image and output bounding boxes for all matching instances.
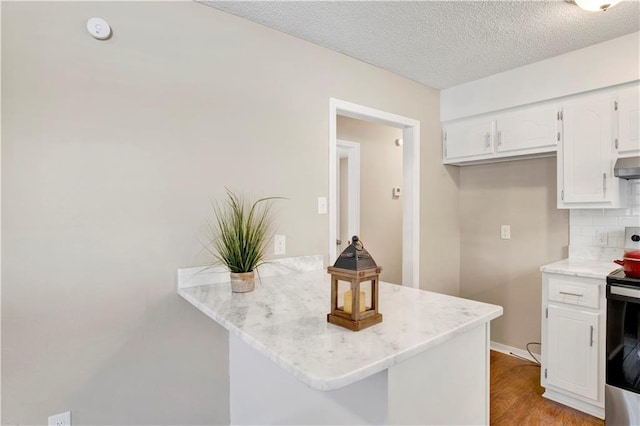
[590,326,594,347]
[559,291,583,297]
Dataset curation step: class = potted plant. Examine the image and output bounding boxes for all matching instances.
[207,189,281,293]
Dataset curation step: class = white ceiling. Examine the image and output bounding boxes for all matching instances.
[200,1,639,89]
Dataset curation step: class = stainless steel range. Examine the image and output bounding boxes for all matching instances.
[606,226,640,425]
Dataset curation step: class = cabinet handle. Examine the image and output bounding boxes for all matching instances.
[603,173,607,198]
[485,132,491,149]
[590,326,594,347]
[559,291,583,297]
[497,131,502,147]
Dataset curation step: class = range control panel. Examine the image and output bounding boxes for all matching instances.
[625,226,640,251]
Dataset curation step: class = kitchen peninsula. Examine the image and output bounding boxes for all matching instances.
[178,256,503,425]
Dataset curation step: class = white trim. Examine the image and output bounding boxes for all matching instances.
[334,98,420,129]
[484,323,490,425]
[336,139,360,243]
[329,98,420,288]
[542,389,605,419]
[490,341,541,364]
[0,2,4,417]
[401,125,420,289]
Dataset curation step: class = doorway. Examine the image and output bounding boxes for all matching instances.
[336,139,360,255]
[329,98,420,288]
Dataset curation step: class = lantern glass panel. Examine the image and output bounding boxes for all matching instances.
[343,283,366,315]
[337,280,349,311]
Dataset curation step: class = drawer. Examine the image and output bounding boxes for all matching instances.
[547,276,600,309]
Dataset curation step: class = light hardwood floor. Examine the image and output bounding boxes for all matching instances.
[490,350,604,426]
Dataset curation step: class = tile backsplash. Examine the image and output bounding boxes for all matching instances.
[569,181,640,260]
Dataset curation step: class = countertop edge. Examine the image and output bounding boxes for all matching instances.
[539,258,619,280]
[179,288,502,391]
[312,306,503,391]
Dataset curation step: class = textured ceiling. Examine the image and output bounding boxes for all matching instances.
[200,1,639,89]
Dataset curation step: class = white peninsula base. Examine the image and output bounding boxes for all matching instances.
[230,324,490,425]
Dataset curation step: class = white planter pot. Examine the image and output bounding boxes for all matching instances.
[230,271,255,293]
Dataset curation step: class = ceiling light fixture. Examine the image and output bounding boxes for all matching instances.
[568,0,622,12]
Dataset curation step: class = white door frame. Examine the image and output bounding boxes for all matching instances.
[1,3,4,415]
[336,139,361,244]
[329,98,420,288]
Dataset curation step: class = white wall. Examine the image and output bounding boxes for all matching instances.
[1,2,454,424]
[459,157,569,350]
[441,32,640,121]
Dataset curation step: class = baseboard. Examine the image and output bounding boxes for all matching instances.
[490,341,541,364]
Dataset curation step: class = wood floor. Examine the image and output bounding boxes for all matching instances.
[490,350,604,426]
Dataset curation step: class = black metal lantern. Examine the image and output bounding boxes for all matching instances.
[327,236,383,331]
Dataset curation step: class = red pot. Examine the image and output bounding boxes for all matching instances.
[614,251,640,278]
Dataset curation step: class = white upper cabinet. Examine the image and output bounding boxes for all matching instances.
[616,86,640,157]
[558,92,627,208]
[443,104,558,165]
[443,118,494,162]
[560,93,614,204]
[495,105,558,154]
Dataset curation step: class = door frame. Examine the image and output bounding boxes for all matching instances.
[329,98,420,288]
[336,139,361,246]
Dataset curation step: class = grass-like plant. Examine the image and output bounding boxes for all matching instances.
[207,189,281,273]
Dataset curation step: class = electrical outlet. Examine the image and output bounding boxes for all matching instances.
[501,225,511,240]
[274,234,286,255]
[596,231,608,247]
[48,411,71,426]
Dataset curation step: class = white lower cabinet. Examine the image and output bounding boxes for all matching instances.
[541,273,605,419]
[546,305,599,400]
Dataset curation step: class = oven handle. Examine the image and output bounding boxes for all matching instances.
[609,285,640,300]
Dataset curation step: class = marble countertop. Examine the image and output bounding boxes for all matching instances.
[540,258,621,280]
[178,268,502,391]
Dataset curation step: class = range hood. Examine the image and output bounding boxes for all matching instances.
[614,157,640,180]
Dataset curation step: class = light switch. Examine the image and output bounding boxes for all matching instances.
[318,197,327,215]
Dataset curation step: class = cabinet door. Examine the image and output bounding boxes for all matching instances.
[617,87,640,157]
[496,105,558,154]
[443,118,493,161]
[547,305,599,401]
[560,94,614,204]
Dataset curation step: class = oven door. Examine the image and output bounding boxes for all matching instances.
[606,284,640,425]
